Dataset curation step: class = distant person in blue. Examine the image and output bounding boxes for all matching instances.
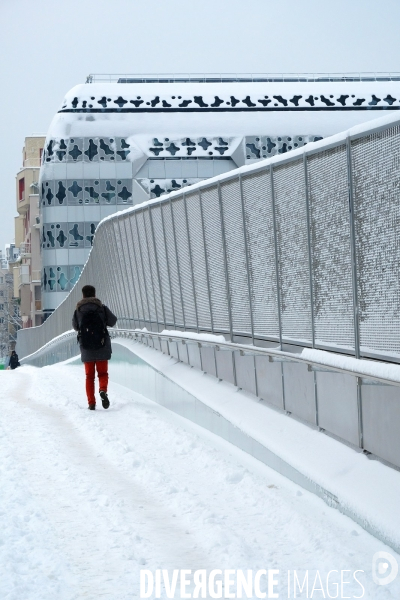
[9,350,20,370]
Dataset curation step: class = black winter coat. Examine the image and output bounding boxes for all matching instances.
[9,353,20,369]
[72,297,117,363]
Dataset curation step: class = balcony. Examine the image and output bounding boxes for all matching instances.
[17,192,30,215]
[19,264,30,285]
[19,242,31,258]
[31,270,41,283]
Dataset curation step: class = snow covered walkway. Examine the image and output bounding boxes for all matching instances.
[1,362,399,599]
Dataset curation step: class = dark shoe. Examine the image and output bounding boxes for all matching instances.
[88,403,96,410]
[100,390,110,409]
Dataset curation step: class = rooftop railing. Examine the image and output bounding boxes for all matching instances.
[85,72,400,84]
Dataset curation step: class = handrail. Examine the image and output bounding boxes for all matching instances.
[111,330,400,388]
[21,327,400,389]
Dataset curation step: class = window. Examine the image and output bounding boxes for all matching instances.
[19,178,25,201]
[0,291,3,297]
[0,304,4,310]
[0,318,4,324]
[39,148,43,163]
[0,277,3,284]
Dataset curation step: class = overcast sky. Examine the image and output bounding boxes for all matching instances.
[1,0,400,251]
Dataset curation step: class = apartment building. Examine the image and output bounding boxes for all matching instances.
[15,135,45,327]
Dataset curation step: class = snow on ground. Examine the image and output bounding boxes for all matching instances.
[1,362,400,599]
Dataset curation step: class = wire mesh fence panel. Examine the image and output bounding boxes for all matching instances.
[185,191,212,330]
[162,202,184,328]
[307,146,355,351]
[242,170,279,340]
[220,179,252,336]
[171,197,197,329]
[150,205,174,327]
[124,215,144,323]
[130,214,150,323]
[111,219,130,325]
[352,126,400,357]
[144,208,163,326]
[117,217,139,324]
[201,186,230,333]
[273,160,312,344]
[94,227,113,310]
[136,211,157,324]
[104,222,124,321]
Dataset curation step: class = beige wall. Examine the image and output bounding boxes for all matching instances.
[23,136,45,168]
[14,216,24,247]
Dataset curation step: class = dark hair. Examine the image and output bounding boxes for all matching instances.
[82,284,96,298]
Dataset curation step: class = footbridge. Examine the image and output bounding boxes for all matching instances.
[18,111,400,478]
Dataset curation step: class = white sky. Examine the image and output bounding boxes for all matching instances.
[1,0,400,251]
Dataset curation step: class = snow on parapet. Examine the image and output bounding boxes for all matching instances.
[59,80,400,113]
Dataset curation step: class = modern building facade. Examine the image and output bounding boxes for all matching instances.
[15,135,45,327]
[40,74,400,315]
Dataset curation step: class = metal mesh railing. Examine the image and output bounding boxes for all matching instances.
[17,114,400,363]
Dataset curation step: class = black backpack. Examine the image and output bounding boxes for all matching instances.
[77,307,108,350]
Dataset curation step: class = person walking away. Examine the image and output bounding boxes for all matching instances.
[9,350,20,370]
[72,285,117,410]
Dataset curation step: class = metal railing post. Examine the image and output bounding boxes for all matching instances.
[143,207,160,329]
[217,181,234,342]
[346,136,361,359]
[113,217,131,328]
[170,197,186,330]
[270,167,283,349]
[199,190,214,334]
[183,192,200,332]
[347,135,363,448]
[239,174,255,345]
[132,212,152,329]
[160,201,176,329]
[303,154,319,428]
[303,154,316,348]
[149,206,166,329]
[270,167,286,411]
[127,215,146,328]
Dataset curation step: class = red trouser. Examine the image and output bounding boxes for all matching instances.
[85,360,108,405]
